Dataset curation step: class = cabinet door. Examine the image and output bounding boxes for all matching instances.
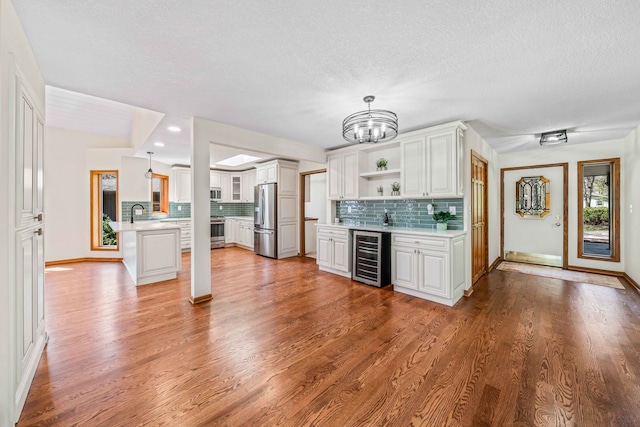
[327,155,342,199]
[220,173,231,202]
[231,176,242,202]
[425,131,456,197]
[401,137,426,198]
[245,224,254,249]
[266,164,277,182]
[392,246,418,289]
[317,236,332,267]
[256,167,266,184]
[242,171,256,203]
[342,152,359,199]
[210,171,221,187]
[173,169,191,202]
[331,238,349,272]
[234,221,242,244]
[417,250,449,297]
[225,220,235,243]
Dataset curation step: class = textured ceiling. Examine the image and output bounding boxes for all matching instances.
[12,0,640,164]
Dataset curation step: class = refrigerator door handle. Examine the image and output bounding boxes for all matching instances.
[255,229,274,235]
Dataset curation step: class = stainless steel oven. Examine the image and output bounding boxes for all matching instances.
[210,216,225,249]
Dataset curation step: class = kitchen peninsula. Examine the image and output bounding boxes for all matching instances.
[110,221,182,286]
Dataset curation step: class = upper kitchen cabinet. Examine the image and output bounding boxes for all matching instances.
[210,171,221,188]
[255,160,298,196]
[400,122,466,198]
[241,170,256,203]
[172,167,191,203]
[327,151,360,200]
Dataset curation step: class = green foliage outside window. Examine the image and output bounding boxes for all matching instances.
[583,207,609,226]
[102,213,117,246]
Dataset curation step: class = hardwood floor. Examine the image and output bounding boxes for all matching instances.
[18,247,640,426]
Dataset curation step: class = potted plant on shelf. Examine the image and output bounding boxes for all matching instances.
[391,182,400,196]
[376,158,388,171]
[433,211,455,230]
[376,185,384,196]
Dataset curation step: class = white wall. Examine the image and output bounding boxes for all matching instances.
[624,124,640,285]
[0,0,46,424]
[44,126,172,262]
[499,138,627,272]
[305,173,327,224]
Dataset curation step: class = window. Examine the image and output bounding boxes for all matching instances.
[90,171,118,250]
[577,158,620,262]
[151,173,169,215]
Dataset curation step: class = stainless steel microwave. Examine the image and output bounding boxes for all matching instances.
[210,187,222,200]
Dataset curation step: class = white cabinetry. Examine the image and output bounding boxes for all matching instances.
[225,218,235,243]
[391,232,465,306]
[241,170,256,203]
[226,218,254,249]
[327,151,360,200]
[172,167,191,202]
[163,219,191,251]
[231,175,242,202]
[256,162,277,184]
[400,124,465,198]
[220,173,231,202]
[316,226,352,277]
[210,171,221,188]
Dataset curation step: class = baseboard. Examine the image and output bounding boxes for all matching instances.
[623,273,640,292]
[45,257,122,266]
[566,265,624,277]
[189,294,213,305]
[488,257,502,272]
[463,287,474,297]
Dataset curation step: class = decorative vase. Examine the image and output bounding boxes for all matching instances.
[391,191,400,196]
[377,191,383,196]
[436,223,447,231]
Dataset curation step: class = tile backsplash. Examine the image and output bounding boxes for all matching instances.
[336,198,464,230]
[121,201,253,222]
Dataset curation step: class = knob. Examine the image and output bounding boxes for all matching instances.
[34,229,42,236]
[34,213,43,221]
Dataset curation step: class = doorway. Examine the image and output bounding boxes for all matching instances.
[501,163,568,268]
[299,169,326,258]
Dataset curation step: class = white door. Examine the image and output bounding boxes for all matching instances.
[418,250,449,297]
[342,152,359,199]
[503,166,565,266]
[392,246,417,289]
[331,238,348,271]
[401,137,426,198]
[317,236,331,267]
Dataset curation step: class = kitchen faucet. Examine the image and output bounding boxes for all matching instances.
[130,204,146,223]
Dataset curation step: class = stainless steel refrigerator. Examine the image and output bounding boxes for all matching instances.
[254,183,277,258]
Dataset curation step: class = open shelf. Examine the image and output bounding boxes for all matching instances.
[359,168,401,179]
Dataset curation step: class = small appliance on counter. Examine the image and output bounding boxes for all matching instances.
[254,183,277,258]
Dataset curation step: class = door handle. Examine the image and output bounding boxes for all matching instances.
[34,213,43,221]
[34,229,42,236]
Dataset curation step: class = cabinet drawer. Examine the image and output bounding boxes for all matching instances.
[392,234,449,251]
[317,227,349,239]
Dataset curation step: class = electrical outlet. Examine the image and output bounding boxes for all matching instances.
[427,204,434,215]
[135,209,143,215]
[449,206,456,215]
[219,206,223,210]
[178,206,182,211]
[348,206,352,213]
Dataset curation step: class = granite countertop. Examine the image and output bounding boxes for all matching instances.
[110,221,181,232]
[315,222,466,238]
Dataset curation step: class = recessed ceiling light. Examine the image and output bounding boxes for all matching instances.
[154,142,165,147]
[168,126,181,132]
[216,154,262,167]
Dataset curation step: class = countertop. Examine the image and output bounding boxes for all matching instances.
[316,222,466,238]
[110,221,181,232]
[224,216,253,221]
[159,216,254,222]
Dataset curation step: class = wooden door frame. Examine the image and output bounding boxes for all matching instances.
[299,168,326,256]
[471,150,489,284]
[500,162,569,269]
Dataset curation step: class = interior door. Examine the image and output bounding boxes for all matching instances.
[471,152,488,284]
[503,165,566,267]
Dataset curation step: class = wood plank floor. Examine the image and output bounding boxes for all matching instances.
[19,248,640,426]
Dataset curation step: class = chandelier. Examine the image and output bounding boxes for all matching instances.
[342,96,398,144]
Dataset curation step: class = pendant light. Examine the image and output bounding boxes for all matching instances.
[342,96,398,144]
[145,151,154,179]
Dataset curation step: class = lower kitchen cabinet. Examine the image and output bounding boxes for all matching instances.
[316,226,352,277]
[391,232,465,306]
[163,219,191,251]
[225,218,253,250]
